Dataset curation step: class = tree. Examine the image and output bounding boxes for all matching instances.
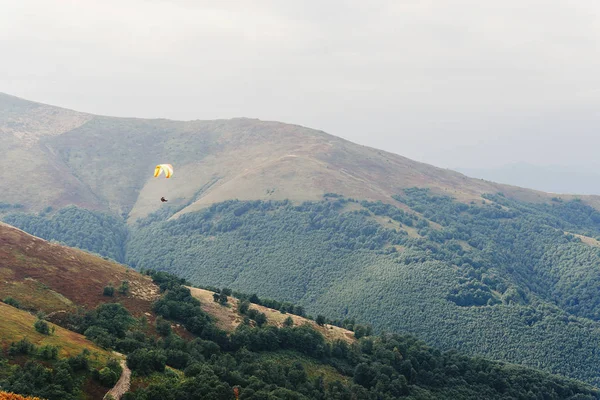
[293,305,305,317]
[103,285,115,297]
[249,294,260,303]
[213,293,220,302]
[354,363,376,389]
[34,319,50,335]
[354,325,367,339]
[99,366,119,387]
[219,294,228,305]
[127,349,167,376]
[2,296,20,308]
[156,317,172,337]
[238,301,250,314]
[118,280,129,295]
[284,316,294,327]
[221,288,232,296]
[254,312,267,327]
[38,344,59,360]
[316,315,326,326]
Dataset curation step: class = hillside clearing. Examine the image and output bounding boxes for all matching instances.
[187,287,355,343]
[0,302,111,361]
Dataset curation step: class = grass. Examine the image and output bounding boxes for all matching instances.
[0,302,111,362]
[187,287,243,332]
[0,279,73,313]
[5,92,600,220]
[257,350,351,385]
[0,223,160,317]
[567,232,600,247]
[187,287,355,343]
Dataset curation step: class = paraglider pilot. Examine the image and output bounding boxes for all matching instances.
[154,164,173,204]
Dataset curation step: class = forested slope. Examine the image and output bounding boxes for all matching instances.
[2,223,597,399]
[7,190,600,387]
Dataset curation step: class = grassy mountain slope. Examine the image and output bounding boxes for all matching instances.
[0,222,157,315]
[187,287,356,343]
[2,92,600,220]
[0,302,111,360]
[0,93,101,211]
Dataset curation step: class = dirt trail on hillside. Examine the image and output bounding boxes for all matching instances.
[104,358,130,400]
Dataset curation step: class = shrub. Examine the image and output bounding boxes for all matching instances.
[38,345,59,360]
[8,338,36,355]
[103,285,115,297]
[118,281,129,295]
[34,319,50,335]
[99,367,119,387]
[2,297,20,308]
[156,317,172,337]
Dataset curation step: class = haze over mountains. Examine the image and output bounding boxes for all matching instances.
[5,92,600,389]
[457,163,600,196]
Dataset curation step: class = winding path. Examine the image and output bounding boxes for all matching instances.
[104,358,131,400]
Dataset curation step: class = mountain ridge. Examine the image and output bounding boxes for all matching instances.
[2,91,600,221]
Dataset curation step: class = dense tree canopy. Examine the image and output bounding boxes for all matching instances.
[7,191,600,386]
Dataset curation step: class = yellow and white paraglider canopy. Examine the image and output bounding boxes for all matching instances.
[154,164,173,178]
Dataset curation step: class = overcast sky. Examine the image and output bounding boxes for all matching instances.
[1,0,599,170]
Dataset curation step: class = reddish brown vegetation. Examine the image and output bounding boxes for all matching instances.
[0,392,43,400]
[0,222,159,317]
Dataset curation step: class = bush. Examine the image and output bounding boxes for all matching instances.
[99,367,119,387]
[69,350,91,372]
[34,319,50,335]
[238,301,250,314]
[127,349,167,376]
[8,338,36,355]
[156,317,172,337]
[103,285,115,297]
[254,312,267,327]
[38,345,59,360]
[2,297,20,308]
[118,281,129,295]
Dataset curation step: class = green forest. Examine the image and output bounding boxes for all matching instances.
[6,191,600,386]
[0,339,121,399]
[8,270,597,400]
[4,205,128,263]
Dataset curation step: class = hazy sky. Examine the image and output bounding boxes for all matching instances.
[1,0,599,169]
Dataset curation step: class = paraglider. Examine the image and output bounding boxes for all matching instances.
[154,164,173,202]
[154,164,173,178]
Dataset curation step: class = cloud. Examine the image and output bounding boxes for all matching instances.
[0,0,599,168]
